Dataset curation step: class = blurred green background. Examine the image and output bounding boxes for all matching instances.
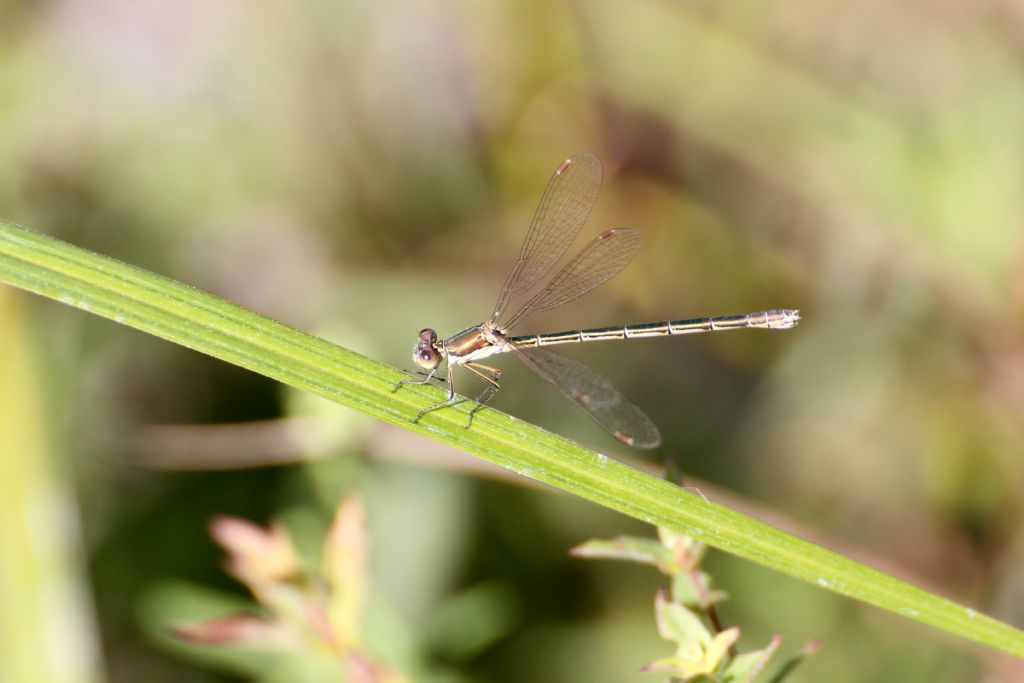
[2,0,1024,681]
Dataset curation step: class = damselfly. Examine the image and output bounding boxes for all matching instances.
[394,153,799,448]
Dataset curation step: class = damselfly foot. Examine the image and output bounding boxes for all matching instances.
[392,368,441,394]
[412,396,467,424]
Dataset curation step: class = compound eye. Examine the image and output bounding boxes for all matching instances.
[413,345,440,370]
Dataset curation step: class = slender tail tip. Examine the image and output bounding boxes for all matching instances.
[768,309,801,329]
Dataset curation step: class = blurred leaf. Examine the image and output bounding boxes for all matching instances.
[173,614,297,648]
[425,580,520,660]
[2,219,1023,659]
[654,591,713,646]
[569,536,675,569]
[644,591,738,677]
[658,528,707,571]
[574,529,724,608]
[211,516,302,587]
[322,496,368,651]
[764,639,820,683]
[724,634,781,683]
[671,572,727,612]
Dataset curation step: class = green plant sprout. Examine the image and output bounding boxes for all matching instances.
[172,497,412,683]
[572,529,818,682]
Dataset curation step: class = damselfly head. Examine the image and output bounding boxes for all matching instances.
[413,328,442,369]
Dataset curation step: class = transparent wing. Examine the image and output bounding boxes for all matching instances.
[491,153,602,323]
[502,228,641,331]
[513,346,661,449]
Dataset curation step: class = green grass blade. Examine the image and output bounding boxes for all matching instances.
[1,218,1022,658]
[0,281,102,683]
